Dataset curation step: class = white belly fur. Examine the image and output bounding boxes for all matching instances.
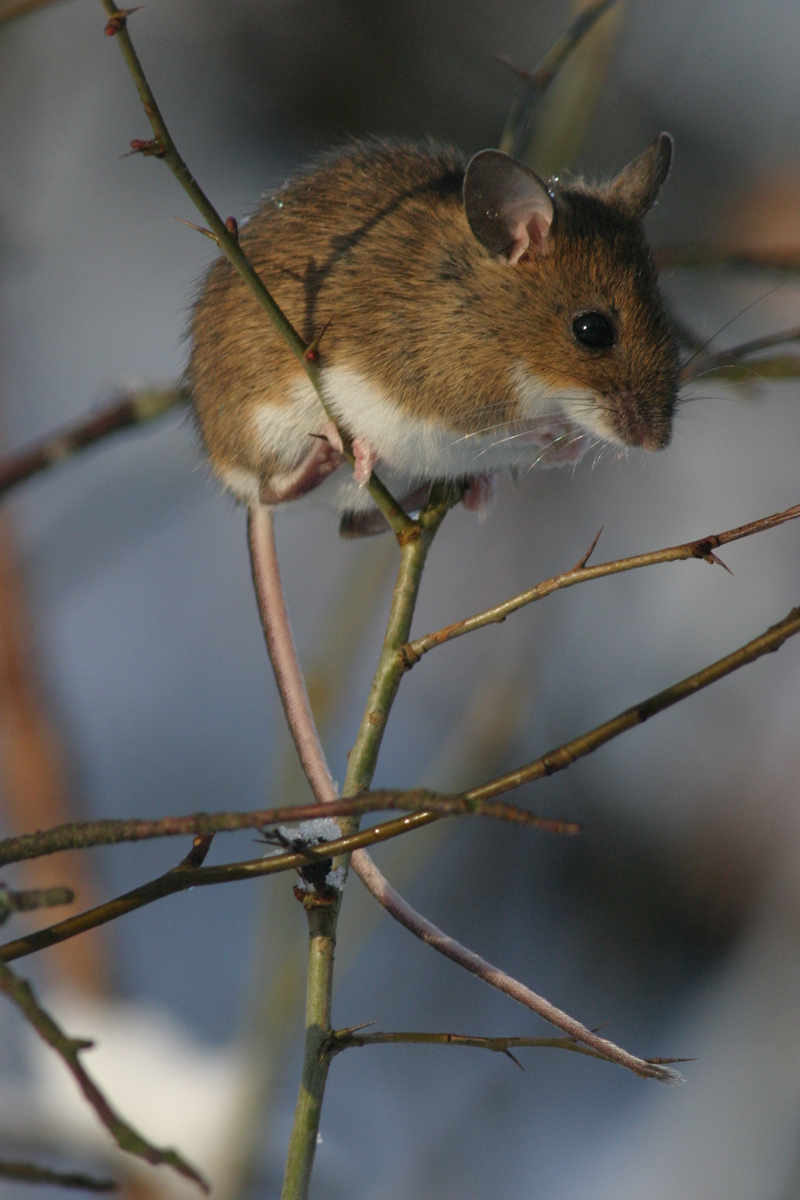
[225,364,600,513]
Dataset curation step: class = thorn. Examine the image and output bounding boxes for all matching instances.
[104,5,145,36]
[706,551,734,576]
[334,1020,377,1038]
[174,215,219,244]
[645,1055,698,1065]
[589,1020,612,1034]
[304,315,334,363]
[126,138,165,159]
[224,216,239,240]
[503,1048,525,1070]
[573,526,604,571]
[493,51,533,82]
[74,1038,95,1052]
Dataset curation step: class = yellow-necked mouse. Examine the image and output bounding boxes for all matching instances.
[189,135,678,533]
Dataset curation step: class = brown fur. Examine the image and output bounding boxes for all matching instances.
[189,139,678,488]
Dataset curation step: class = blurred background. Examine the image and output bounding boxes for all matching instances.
[1,0,800,1196]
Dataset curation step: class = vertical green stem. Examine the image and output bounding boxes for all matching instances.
[279,485,458,1200]
[279,903,337,1200]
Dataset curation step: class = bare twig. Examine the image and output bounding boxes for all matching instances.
[348,849,679,1081]
[401,501,800,665]
[0,1160,116,1190]
[0,388,185,501]
[327,1028,693,1070]
[0,882,73,923]
[686,355,800,385]
[0,0,68,25]
[656,245,800,271]
[247,486,679,1085]
[0,813,441,964]
[499,0,621,158]
[466,603,800,802]
[682,325,800,382]
[0,791,575,870]
[0,959,206,1189]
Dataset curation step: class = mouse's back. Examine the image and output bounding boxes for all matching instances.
[189,137,678,512]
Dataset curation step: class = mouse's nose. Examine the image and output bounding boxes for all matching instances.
[614,391,672,451]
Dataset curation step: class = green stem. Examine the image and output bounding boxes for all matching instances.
[342,485,456,799]
[280,903,337,1200]
[280,485,458,1199]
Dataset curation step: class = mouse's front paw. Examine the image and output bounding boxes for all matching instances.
[462,473,496,521]
[352,438,378,487]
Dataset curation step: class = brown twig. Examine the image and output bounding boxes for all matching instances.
[400,501,800,666]
[327,1028,693,1071]
[0,388,185,501]
[656,245,800,271]
[0,0,67,24]
[682,325,800,382]
[498,0,621,158]
[685,355,800,386]
[465,602,800,803]
[0,812,444,963]
[0,791,576,871]
[0,1160,116,1190]
[0,882,73,923]
[0,959,206,1189]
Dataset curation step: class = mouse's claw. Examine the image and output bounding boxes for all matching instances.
[352,438,378,487]
[462,473,496,521]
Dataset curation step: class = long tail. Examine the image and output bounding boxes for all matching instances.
[246,503,679,1082]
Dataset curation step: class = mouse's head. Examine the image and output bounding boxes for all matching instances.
[464,135,679,452]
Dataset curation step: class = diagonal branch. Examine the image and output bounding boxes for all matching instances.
[681,324,800,382]
[0,792,576,870]
[248,492,678,1083]
[655,245,800,271]
[0,388,185,501]
[0,1160,116,1190]
[499,0,620,158]
[400,501,800,665]
[0,959,206,1190]
[466,602,800,803]
[0,814,441,964]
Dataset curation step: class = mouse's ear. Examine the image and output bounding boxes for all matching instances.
[464,150,554,264]
[607,133,673,217]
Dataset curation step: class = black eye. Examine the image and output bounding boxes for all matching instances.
[572,311,615,350]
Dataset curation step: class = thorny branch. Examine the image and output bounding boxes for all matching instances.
[465,602,800,802]
[327,1028,693,1071]
[400,500,800,665]
[0,791,576,870]
[0,813,443,963]
[0,959,206,1189]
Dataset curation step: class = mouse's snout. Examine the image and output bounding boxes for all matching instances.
[612,388,674,451]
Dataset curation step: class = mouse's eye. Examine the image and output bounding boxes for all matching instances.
[572,311,615,350]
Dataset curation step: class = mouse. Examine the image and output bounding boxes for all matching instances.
[189,135,678,536]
